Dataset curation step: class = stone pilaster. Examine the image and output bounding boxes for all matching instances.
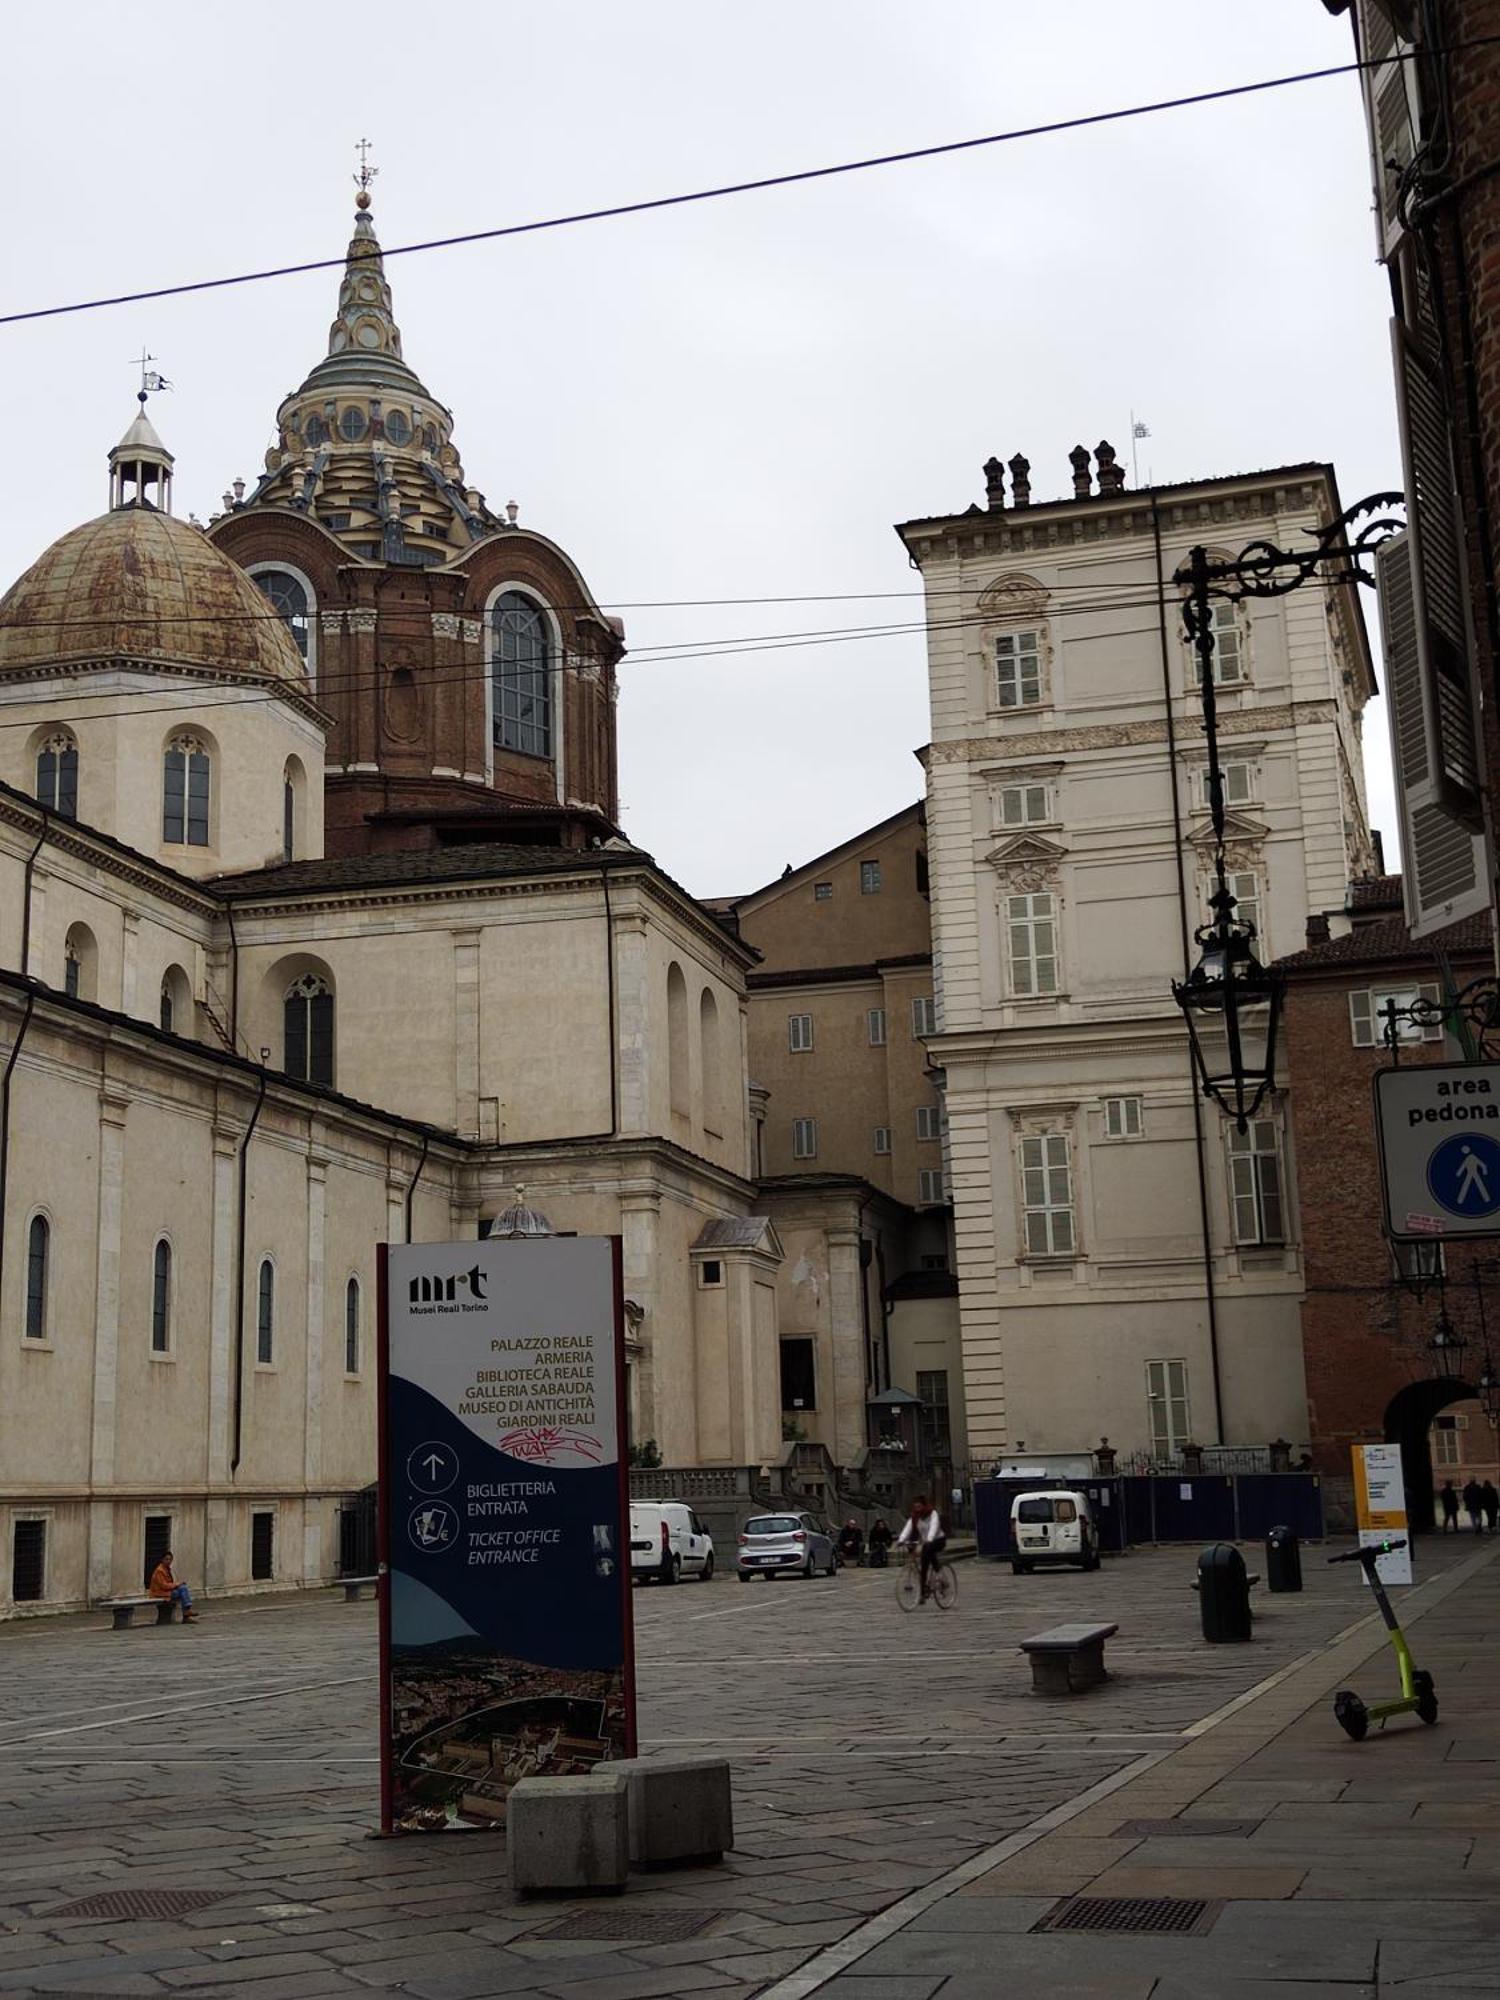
[302,1152,328,1581]
[452,928,481,1137]
[85,1091,129,1599]
[613,910,650,1135]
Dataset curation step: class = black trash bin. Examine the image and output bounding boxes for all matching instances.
[1265,1524,1302,1594]
[1198,1542,1253,1642]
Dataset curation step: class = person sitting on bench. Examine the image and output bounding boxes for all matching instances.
[148,1550,197,1623]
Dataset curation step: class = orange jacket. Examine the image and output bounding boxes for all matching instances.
[148,1560,175,1597]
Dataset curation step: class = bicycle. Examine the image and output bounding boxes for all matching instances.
[896,1542,957,1611]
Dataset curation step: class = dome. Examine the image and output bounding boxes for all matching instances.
[0,505,307,685]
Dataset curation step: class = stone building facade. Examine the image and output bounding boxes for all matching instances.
[0,191,814,1618]
[899,448,1379,1466]
[716,805,964,1477]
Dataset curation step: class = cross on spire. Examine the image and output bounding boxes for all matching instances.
[355,137,378,197]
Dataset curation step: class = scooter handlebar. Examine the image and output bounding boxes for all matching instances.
[1327,1538,1407,1564]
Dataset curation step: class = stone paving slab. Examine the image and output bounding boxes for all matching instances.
[1,1540,1488,1998]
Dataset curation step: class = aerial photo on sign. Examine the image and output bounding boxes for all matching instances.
[381,1236,633,1834]
[1374,1061,1500,1241]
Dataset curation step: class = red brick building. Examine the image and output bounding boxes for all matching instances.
[207,190,622,858]
[1278,874,1495,1526]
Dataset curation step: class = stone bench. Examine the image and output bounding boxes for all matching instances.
[99,1596,178,1631]
[509,1770,630,1895]
[618,1754,733,1868]
[339,1575,378,1602]
[1020,1620,1118,1696]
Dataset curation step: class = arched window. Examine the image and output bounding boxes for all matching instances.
[63,923,97,1003]
[25,1215,48,1340]
[667,961,689,1120]
[699,987,722,1137]
[163,736,210,847]
[151,1239,172,1354]
[159,964,191,1035]
[36,733,78,820]
[251,570,312,668]
[345,1277,361,1375]
[256,1259,275,1365]
[284,974,334,1086]
[282,757,307,865]
[491,591,553,758]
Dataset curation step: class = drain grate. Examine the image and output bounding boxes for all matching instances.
[48,1888,230,1922]
[1035,1896,1219,1937]
[537,1908,719,1944]
[1117,1817,1258,1838]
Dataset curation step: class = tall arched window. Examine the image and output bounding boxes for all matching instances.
[345,1277,361,1375]
[25,1215,49,1340]
[63,923,97,1003]
[36,733,78,819]
[284,974,334,1086]
[699,987,722,1136]
[251,569,312,668]
[282,758,307,864]
[151,1239,172,1354]
[159,964,191,1036]
[491,591,553,758]
[667,961,689,1120]
[256,1259,275,1365]
[163,736,211,847]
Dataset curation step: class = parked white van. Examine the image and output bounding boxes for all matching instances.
[1010,1490,1101,1573]
[629,1501,715,1584]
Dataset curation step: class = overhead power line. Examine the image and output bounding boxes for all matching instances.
[0,43,1477,329]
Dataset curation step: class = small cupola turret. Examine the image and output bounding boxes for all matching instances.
[109,394,174,512]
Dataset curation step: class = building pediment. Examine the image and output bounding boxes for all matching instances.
[984,832,1068,872]
[692,1216,784,1262]
[1186,809,1268,849]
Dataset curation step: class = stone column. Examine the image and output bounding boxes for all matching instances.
[613,908,650,1136]
[85,1090,129,1599]
[347,607,380,772]
[825,1224,866,1468]
[452,928,481,1137]
[119,910,139,1018]
[303,1151,327,1584]
[204,1116,241,1593]
[618,1192,660,1452]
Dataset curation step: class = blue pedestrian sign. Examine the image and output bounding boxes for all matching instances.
[1375,1062,1500,1240]
[1427,1132,1500,1218]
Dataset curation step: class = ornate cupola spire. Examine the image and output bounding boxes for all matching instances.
[325,141,406,371]
[109,392,174,512]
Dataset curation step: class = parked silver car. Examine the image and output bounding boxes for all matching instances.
[736,1511,838,1581]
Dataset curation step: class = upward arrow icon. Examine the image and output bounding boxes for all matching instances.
[423,1452,446,1481]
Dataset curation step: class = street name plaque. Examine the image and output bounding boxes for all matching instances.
[377,1236,634,1834]
[1374,1060,1500,1241]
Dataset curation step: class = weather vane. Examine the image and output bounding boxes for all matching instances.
[131,347,172,405]
[355,137,378,202]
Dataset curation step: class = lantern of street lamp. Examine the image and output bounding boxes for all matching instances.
[1172,876,1283,1134]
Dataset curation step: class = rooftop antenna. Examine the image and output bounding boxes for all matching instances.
[131,346,173,405]
[1130,413,1150,489]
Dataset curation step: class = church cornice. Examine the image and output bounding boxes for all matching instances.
[0,789,221,918]
[920,698,1336,767]
[0,653,331,731]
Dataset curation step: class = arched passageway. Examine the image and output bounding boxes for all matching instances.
[1384,1377,1477,1531]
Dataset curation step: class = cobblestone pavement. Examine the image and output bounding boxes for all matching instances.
[0,1539,1480,1998]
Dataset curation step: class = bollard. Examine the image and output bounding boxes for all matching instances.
[1198,1542,1253,1642]
[1265,1524,1302,1594]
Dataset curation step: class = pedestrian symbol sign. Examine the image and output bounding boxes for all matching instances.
[1375,1061,1500,1241]
[1427,1133,1500,1218]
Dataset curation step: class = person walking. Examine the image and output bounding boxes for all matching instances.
[1462,1477,1485,1534]
[1440,1480,1461,1533]
[1482,1479,1500,1535]
[148,1549,197,1622]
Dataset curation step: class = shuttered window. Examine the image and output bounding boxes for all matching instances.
[1019,1132,1074,1256]
[284,976,334,1086]
[1228,1119,1285,1246]
[1147,1360,1191,1457]
[151,1240,172,1354]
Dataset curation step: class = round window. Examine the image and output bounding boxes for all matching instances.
[356,322,381,350]
[384,409,410,446]
[339,406,367,442]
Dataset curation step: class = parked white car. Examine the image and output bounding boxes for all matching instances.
[1010,1489,1101,1573]
[629,1500,715,1584]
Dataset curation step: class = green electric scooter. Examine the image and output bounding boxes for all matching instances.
[1328,1539,1437,1740]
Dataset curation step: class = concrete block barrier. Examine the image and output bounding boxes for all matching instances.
[621,1754,733,1867]
[507,1770,630,1895]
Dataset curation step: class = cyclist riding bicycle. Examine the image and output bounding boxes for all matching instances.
[896,1495,946,1600]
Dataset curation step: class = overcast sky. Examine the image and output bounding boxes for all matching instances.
[0,1,1395,899]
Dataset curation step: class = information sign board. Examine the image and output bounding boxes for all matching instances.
[1351,1442,1413,1586]
[378,1236,633,1834]
[1375,1061,1500,1240]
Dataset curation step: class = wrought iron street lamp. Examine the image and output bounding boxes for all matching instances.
[1172,495,1406,1133]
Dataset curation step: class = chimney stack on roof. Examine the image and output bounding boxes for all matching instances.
[1305,911,1332,947]
[983,456,1005,511]
[1095,439,1125,493]
[1069,444,1092,499]
[1008,453,1031,507]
